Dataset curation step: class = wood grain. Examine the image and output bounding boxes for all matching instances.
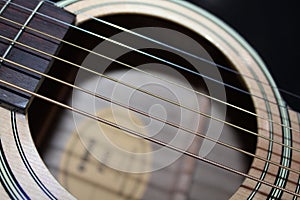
[0,0,299,199]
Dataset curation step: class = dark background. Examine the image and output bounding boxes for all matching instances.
[187,0,300,112]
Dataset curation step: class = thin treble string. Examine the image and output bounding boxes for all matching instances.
[0,16,299,134]
[4,0,297,114]
[2,56,299,175]
[0,78,299,198]
[1,34,299,155]
[76,10,300,101]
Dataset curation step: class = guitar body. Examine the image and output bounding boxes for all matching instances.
[0,0,299,199]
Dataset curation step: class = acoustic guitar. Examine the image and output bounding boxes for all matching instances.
[0,0,299,199]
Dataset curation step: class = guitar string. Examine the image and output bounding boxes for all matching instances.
[1,33,300,155]
[74,8,300,101]
[38,0,300,109]
[0,78,299,198]
[1,17,299,133]
[4,0,299,114]
[1,1,298,195]
[0,23,299,148]
[4,0,300,129]
[2,0,300,132]
[0,0,300,178]
[0,0,298,198]
[1,56,299,175]
[1,7,300,178]
[0,20,299,154]
[0,16,299,135]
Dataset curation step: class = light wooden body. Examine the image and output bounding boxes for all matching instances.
[0,0,299,199]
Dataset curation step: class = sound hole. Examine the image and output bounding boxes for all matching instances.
[28,14,257,199]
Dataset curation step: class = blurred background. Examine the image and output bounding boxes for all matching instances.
[187,0,300,111]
